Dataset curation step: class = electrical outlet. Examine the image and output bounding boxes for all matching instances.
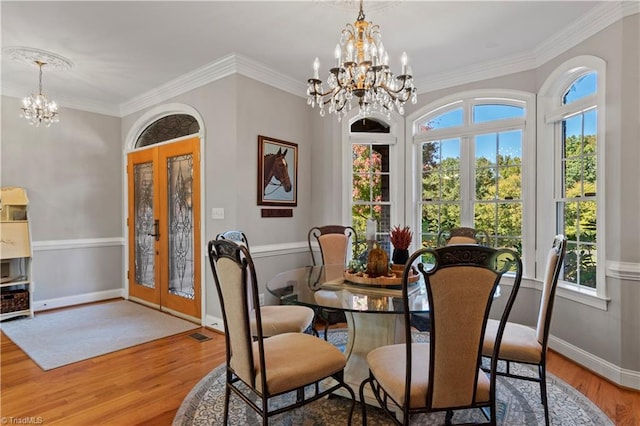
[259,293,265,306]
[211,208,225,219]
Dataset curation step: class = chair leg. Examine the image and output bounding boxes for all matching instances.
[262,394,269,426]
[223,384,230,425]
[359,377,371,426]
[539,364,550,426]
[341,381,357,426]
[445,410,454,425]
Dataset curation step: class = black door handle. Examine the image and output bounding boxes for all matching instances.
[147,219,160,242]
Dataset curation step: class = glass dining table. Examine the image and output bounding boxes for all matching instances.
[266,263,429,404]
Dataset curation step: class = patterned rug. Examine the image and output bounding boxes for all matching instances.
[174,330,613,425]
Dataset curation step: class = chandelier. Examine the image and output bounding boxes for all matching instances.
[307,0,417,120]
[3,46,73,127]
[21,61,59,127]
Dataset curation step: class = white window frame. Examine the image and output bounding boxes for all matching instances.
[538,55,608,310]
[406,89,536,277]
[341,110,405,242]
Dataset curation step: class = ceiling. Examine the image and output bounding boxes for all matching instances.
[1,1,617,117]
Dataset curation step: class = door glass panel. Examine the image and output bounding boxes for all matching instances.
[167,154,195,300]
[136,114,199,148]
[134,162,155,288]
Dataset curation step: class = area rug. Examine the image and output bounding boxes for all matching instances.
[174,330,613,426]
[1,300,199,370]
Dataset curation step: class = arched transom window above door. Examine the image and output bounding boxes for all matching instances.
[136,114,200,148]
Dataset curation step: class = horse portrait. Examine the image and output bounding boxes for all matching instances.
[263,148,292,193]
[257,136,298,206]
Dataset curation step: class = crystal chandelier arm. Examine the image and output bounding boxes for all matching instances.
[37,61,44,95]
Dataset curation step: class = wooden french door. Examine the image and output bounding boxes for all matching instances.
[127,137,201,320]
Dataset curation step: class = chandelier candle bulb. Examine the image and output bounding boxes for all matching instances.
[313,57,320,79]
[401,52,408,75]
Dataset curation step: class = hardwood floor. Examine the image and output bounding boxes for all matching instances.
[2,313,639,425]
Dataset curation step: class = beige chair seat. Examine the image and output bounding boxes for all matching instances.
[483,319,542,364]
[250,332,346,394]
[250,305,315,337]
[367,343,490,409]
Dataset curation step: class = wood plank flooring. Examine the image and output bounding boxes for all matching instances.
[2,312,639,425]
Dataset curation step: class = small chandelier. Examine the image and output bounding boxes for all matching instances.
[21,61,59,127]
[3,46,73,127]
[307,0,417,120]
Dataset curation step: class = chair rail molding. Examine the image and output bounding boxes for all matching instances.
[606,261,640,281]
[32,237,125,251]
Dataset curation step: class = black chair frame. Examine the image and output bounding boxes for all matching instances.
[208,239,356,425]
[359,244,523,426]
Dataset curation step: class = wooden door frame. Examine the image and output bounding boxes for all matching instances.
[123,104,206,325]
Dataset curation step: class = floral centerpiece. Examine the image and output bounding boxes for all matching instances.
[390,225,412,265]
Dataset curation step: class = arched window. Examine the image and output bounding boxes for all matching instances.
[346,115,402,256]
[409,90,535,273]
[539,56,606,305]
[136,114,199,148]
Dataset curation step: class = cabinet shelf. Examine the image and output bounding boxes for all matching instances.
[1,187,33,321]
[0,309,31,321]
[1,280,30,288]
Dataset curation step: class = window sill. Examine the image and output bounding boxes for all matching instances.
[555,282,609,310]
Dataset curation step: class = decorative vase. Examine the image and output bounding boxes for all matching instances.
[366,243,389,278]
[392,248,410,265]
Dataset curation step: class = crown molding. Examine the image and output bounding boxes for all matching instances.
[119,54,237,117]
[415,1,633,95]
[5,2,633,117]
[534,1,638,67]
[234,54,307,99]
[414,51,536,95]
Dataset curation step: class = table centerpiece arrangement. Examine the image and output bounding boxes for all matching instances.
[344,238,418,287]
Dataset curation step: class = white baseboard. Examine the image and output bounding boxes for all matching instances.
[33,289,124,312]
[205,314,225,333]
[549,335,640,390]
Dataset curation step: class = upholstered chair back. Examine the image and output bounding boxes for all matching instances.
[318,234,349,265]
[437,227,490,247]
[535,235,567,345]
[406,244,522,412]
[308,225,357,266]
[208,240,258,387]
[427,265,501,408]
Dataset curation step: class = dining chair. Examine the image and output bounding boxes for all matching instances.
[359,244,523,425]
[216,230,314,337]
[482,234,567,426]
[437,227,490,247]
[307,225,358,339]
[208,239,356,425]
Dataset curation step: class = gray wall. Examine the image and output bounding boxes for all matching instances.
[121,74,317,320]
[1,96,123,305]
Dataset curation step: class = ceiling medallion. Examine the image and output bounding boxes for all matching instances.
[3,47,73,127]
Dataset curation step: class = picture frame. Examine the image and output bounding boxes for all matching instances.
[257,135,298,207]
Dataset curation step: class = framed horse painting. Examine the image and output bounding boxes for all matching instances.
[257,135,298,207]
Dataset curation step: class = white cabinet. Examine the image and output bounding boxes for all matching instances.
[1,187,33,321]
